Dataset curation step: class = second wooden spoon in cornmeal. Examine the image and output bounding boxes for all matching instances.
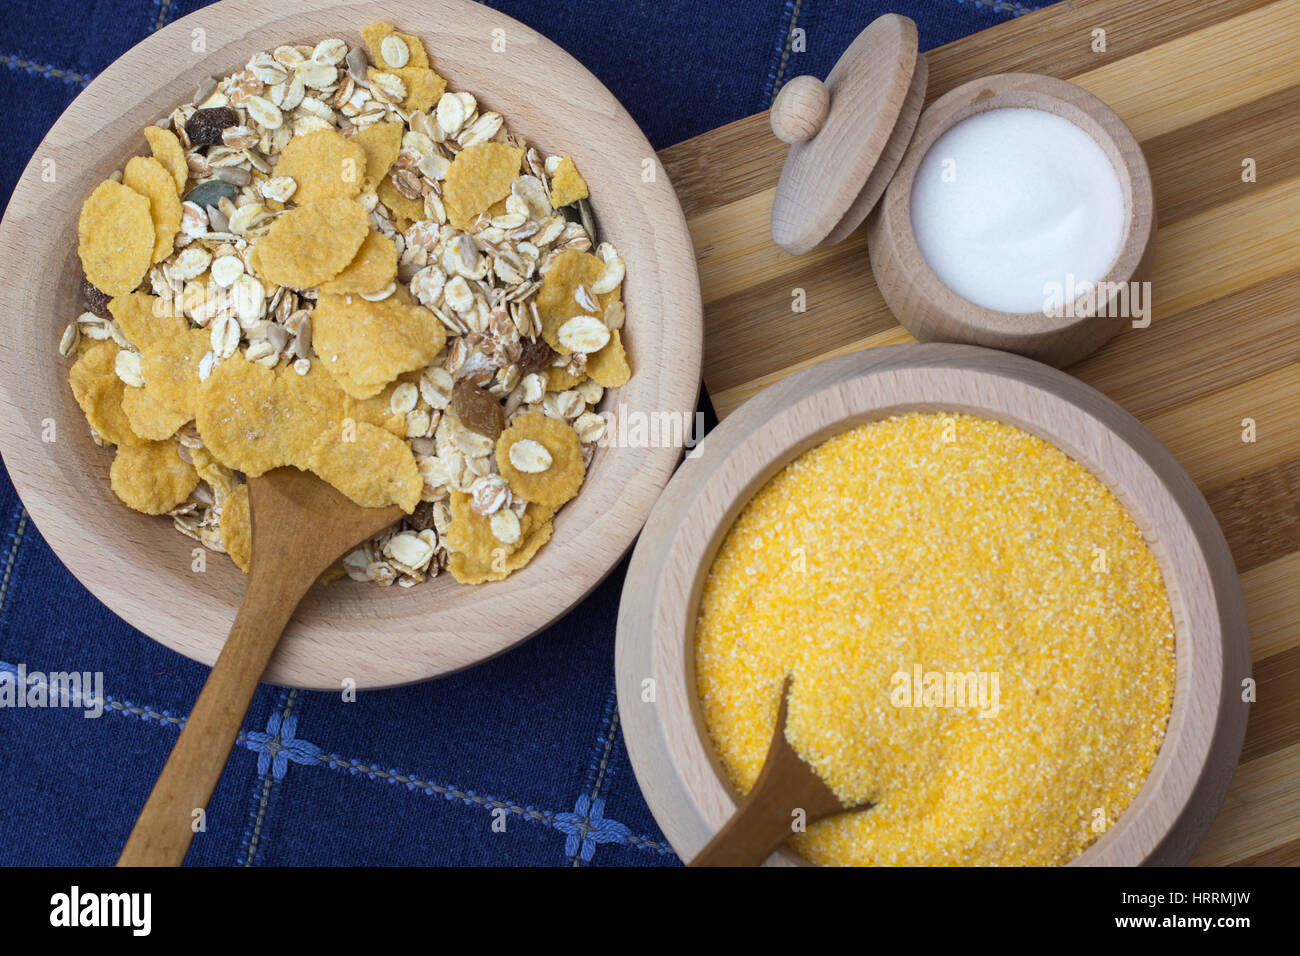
[689,679,869,866]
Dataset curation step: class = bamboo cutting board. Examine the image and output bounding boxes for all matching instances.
[658,0,1300,866]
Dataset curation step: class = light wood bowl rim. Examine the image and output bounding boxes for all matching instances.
[615,343,1249,866]
[0,0,702,689]
[872,73,1155,340]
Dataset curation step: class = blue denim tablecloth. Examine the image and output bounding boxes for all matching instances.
[0,0,1037,866]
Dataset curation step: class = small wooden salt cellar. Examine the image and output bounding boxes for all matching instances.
[769,14,1156,368]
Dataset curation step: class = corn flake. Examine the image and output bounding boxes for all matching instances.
[121,387,183,441]
[274,129,366,205]
[108,292,186,350]
[312,292,446,399]
[77,180,154,297]
[536,249,618,352]
[495,411,585,508]
[122,328,209,439]
[69,342,142,446]
[447,523,552,583]
[586,329,631,388]
[195,354,362,477]
[546,366,584,391]
[319,563,347,585]
[307,421,420,512]
[445,491,554,583]
[280,361,349,426]
[549,156,589,207]
[346,376,413,436]
[220,484,252,572]
[394,66,446,111]
[144,125,188,193]
[194,353,292,475]
[122,155,182,264]
[319,230,397,294]
[376,174,425,224]
[110,440,198,514]
[361,22,430,69]
[254,198,369,289]
[352,121,403,192]
[442,142,524,231]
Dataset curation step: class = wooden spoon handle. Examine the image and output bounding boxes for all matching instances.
[689,677,847,866]
[688,784,806,867]
[116,565,314,867]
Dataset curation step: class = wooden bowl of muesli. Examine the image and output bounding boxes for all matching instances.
[0,0,701,687]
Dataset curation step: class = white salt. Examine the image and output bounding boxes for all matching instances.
[909,107,1125,315]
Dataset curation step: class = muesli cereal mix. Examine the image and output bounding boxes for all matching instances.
[65,22,630,585]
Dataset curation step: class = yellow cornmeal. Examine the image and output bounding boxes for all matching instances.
[695,412,1175,866]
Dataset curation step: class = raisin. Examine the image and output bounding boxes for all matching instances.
[450,379,505,439]
[82,276,112,318]
[185,107,239,147]
[408,501,437,532]
[517,338,556,375]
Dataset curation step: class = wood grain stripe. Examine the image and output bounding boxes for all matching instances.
[1227,836,1300,866]
[1204,458,1300,575]
[923,0,1275,101]
[1241,644,1300,763]
[1070,269,1300,420]
[697,233,887,387]
[1069,2,1300,140]
[710,257,1300,420]
[1191,741,1300,865]
[1242,552,1300,662]
[1142,365,1300,492]
[661,113,784,222]
[1152,178,1300,316]
[690,187,794,306]
[1143,84,1300,224]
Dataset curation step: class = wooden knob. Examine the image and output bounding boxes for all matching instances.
[770,76,830,144]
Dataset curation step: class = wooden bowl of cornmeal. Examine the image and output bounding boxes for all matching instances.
[616,343,1249,866]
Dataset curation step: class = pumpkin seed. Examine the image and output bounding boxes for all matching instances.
[560,197,598,244]
[184,179,239,209]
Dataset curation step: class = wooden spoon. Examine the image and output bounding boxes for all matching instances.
[689,678,868,866]
[117,468,402,867]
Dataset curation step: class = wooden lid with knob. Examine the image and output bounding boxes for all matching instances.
[770,14,928,256]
